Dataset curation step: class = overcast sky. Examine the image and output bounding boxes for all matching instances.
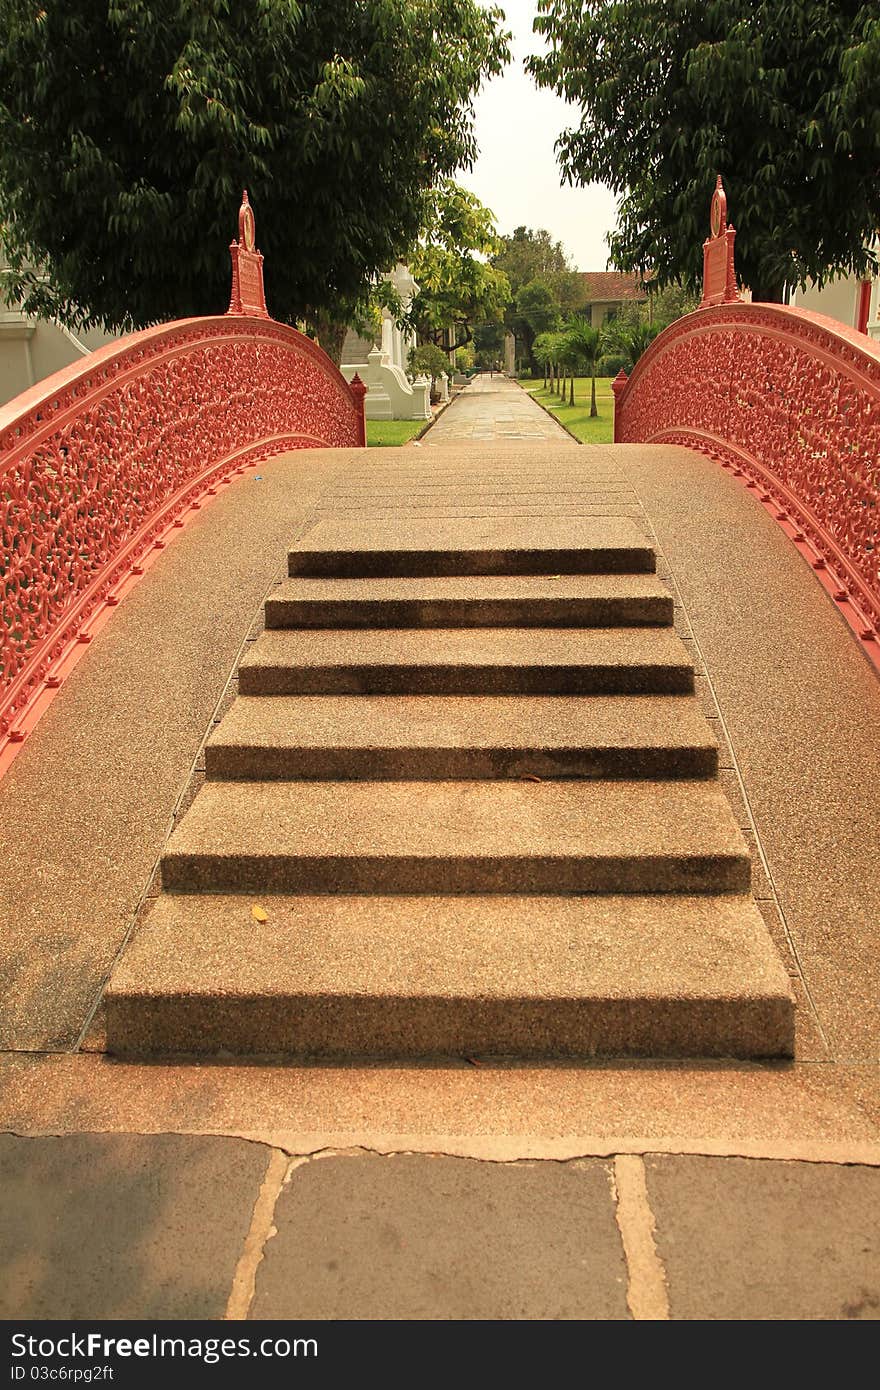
[458,0,618,271]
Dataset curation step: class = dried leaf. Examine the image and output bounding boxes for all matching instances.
[464,1056,482,1067]
[251,904,269,923]
[521,774,543,782]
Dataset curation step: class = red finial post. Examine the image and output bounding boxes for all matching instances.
[349,372,368,447]
[701,175,741,307]
[227,190,269,318]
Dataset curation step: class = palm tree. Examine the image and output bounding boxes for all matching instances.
[532,332,554,389]
[562,317,604,415]
[603,316,662,373]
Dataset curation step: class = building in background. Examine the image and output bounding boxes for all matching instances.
[0,255,117,407]
[579,271,648,330]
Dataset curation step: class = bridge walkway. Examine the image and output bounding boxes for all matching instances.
[1,380,878,1319]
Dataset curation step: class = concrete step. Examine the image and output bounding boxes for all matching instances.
[105,893,794,1059]
[239,628,694,696]
[288,517,655,577]
[205,695,718,781]
[265,574,674,630]
[160,779,750,895]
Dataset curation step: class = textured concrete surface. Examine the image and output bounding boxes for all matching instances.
[239,626,695,695]
[0,1133,266,1319]
[2,383,879,1318]
[160,778,751,895]
[616,444,880,1058]
[4,1053,878,1160]
[0,448,343,1050]
[265,572,675,628]
[647,1155,880,1319]
[251,1153,627,1320]
[105,892,793,1058]
[287,515,654,576]
[205,692,718,780]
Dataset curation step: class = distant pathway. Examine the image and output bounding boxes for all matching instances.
[422,373,572,445]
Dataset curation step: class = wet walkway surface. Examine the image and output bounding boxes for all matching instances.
[1,380,879,1320]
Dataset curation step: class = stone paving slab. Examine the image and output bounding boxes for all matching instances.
[422,375,575,445]
[0,1133,266,1319]
[251,1153,627,1320]
[646,1154,880,1319]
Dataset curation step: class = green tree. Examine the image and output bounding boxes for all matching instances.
[407,181,511,359]
[529,1,880,302]
[603,318,662,375]
[0,0,509,351]
[532,330,556,387]
[408,342,452,381]
[492,225,585,366]
[562,317,604,412]
[472,320,505,368]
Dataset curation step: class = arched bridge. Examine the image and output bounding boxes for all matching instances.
[1,192,878,1145]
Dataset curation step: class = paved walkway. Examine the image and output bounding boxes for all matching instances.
[423,372,573,443]
[1,380,879,1321]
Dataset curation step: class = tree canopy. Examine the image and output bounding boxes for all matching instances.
[407,181,511,355]
[0,0,509,332]
[529,1,880,301]
[491,225,584,368]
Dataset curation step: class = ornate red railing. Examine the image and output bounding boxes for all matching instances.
[613,302,880,666]
[1,196,366,767]
[613,180,880,670]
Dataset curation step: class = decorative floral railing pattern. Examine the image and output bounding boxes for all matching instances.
[613,302,880,662]
[1,314,366,749]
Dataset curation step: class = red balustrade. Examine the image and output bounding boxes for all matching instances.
[613,301,880,667]
[1,306,366,769]
[616,176,879,669]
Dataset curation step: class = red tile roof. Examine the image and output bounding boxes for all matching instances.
[580,271,648,303]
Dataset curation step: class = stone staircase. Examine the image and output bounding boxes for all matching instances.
[105,517,795,1058]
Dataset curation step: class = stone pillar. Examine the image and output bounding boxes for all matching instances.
[503,331,516,376]
[380,315,394,365]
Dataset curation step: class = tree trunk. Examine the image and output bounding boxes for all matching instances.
[312,314,348,366]
[590,371,597,418]
[748,280,786,305]
[569,373,574,406]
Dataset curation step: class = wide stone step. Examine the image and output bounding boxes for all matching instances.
[239,628,694,696]
[205,695,718,781]
[265,573,674,629]
[288,517,655,577]
[160,779,750,895]
[105,894,794,1059]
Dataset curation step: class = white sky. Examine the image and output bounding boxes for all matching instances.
[459,0,618,271]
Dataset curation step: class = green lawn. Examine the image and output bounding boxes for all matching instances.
[518,376,616,444]
[366,418,426,447]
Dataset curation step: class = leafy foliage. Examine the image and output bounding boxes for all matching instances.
[492,225,585,367]
[408,342,452,379]
[529,1,880,301]
[0,1,509,331]
[407,180,511,352]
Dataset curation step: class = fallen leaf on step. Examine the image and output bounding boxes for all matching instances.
[464,1056,482,1067]
[251,904,269,923]
[520,774,543,782]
